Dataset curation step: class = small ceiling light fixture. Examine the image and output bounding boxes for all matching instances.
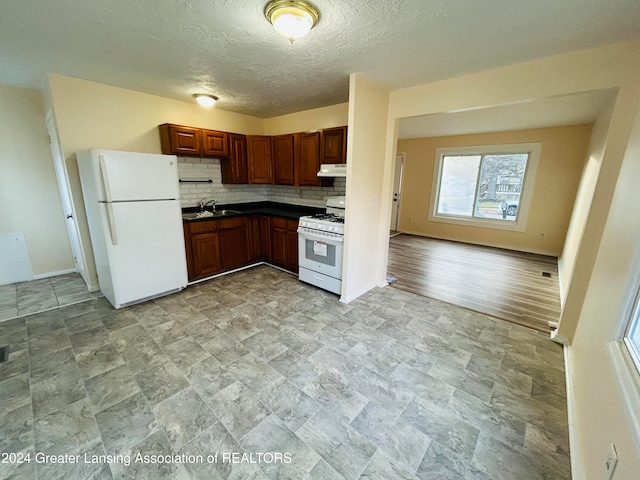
[193,94,218,107]
[264,0,319,43]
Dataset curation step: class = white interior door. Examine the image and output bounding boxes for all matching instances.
[390,153,405,231]
[45,110,89,285]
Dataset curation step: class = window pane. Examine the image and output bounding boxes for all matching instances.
[437,155,481,216]
[474,154,528,221]
[625,300,640,372]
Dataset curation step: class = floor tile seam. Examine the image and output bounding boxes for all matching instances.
[88,386,140,417]
[17,304,61,320]
[443,387,531,449]
[220,384,284,448]
[155,386,222,452]
[0,297,18,309]
[407,385,476,433]
[512,421,570,459]
[31,368,91,422]
[294,408,370,480]
[352,445,380,479]
[487,384,568,426]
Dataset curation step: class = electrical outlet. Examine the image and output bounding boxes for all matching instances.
[605,443,618,479]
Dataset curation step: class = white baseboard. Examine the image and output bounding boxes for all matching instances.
[563,343,583,480]
[340,282,378,304]
[32,268,77,280]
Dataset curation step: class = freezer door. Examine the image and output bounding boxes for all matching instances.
[101,200,187,307]
[98,150,180,201]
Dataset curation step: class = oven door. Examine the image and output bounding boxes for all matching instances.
[297,228,343,280]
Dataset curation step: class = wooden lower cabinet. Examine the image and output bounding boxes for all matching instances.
[219,217,249,271]
[261,216,271,261]
[270,217,288,268]
[184,214,300,281]
[270,217,299,273]
[247,215,263,262]
[187,220,221,280]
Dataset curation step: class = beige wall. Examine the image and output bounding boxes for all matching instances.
[0,84,73,276]
[558,99,615,304]
[264,103,348,136]
[342,74,389,300]
[397,125,592,256]
[369,39,640,480]
[569,88,640,480]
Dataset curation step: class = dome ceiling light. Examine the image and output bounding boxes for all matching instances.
[193,94,218,107]
[264,0,320,43]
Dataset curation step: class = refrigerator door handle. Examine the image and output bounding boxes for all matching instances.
[99,154,113,202]
[105,203,118,245]
[99,154,118,245]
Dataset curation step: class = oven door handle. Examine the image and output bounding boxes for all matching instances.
[297,228,344,243]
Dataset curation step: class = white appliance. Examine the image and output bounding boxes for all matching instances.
[317,164,347,177]
[77,149,188,309]
[298,196,345,294]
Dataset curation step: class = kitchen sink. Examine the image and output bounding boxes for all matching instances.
[182,209,241,220]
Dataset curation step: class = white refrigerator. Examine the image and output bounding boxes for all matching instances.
[77,149,188,309]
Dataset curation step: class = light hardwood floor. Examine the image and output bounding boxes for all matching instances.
[387,234,561,332]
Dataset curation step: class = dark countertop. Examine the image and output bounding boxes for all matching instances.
[182,201,324,222]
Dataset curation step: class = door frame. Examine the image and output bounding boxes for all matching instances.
[45,109,90,287]
[390,153,406,231]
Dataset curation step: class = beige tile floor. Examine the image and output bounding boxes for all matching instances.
[0,265,570,479]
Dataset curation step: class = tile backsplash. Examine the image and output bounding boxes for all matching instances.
[178,157,346,208]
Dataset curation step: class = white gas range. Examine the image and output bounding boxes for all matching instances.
[297,196,345,294]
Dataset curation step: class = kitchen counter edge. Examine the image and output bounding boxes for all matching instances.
[181,201,324,222]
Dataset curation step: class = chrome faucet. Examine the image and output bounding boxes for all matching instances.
[199,198,217,212]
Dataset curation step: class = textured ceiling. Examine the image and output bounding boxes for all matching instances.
[1,0,639,118]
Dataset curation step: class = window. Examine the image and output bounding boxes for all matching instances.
[608,264,640,450]
[624,289,640,372]
[430,143,541,231]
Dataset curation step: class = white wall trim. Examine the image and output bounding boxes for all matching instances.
[557,257,567,309]
[563,343,583,480]
[607,340,640,452]
[32,268,77,280]
[340,282,378,304]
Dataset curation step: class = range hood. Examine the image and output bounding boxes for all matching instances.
[317,164,347,177]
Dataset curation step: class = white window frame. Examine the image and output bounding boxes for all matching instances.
[429,143,541,232]
[607,246,640,451]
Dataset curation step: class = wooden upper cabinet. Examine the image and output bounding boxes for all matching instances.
[221,134,248,184]
[159,124,201,156]
[202,129,229,157]
[159,124,229,158]
[295,131,321,187]
[272,134,295,185]
[247,135,273,184]
[321,126,347,164]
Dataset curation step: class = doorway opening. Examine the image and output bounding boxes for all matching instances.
[390,153,405,236]
[45,109,90,288]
